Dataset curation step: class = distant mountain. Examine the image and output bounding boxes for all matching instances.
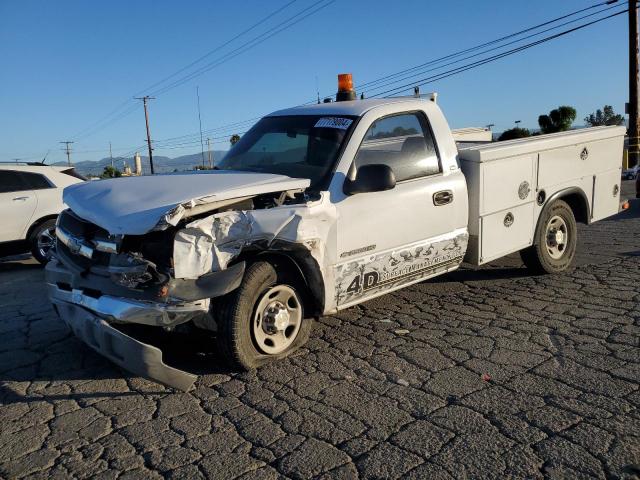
[52,150,228,176]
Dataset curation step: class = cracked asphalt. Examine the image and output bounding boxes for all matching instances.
[1,183,639,479]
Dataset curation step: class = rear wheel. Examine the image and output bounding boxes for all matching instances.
[29,219,57,265]
[215,261,312,369]
[520,200,577,274]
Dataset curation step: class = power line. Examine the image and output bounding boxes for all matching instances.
[158,4,627,151]
[24,0,622,162]
[371,9,627,98]
[138,0,299,97]
[359,3,624,97]
[149,0,625,149]
[149,0,335,97]
[66,0,325,143]
[356,0,620,92]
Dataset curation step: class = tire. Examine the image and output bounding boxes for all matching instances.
[215,261,313,370]
[520,199,577,274]
[29,219,57,265]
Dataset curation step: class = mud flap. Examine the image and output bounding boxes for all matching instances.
[53,300,197,391]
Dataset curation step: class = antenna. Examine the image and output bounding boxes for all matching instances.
[41,149,50,165]
[316,76,320,104]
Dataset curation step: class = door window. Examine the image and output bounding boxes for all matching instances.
[20,172,53,190]
[354,112,440,181]
[0,170,29,193]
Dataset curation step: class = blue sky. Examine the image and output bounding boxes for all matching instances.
[0,0,629,164]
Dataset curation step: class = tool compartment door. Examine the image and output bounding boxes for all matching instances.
[591,168,622,222]
[480,202,535,263]
[480,154,536,216]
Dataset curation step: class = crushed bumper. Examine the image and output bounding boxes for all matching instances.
[46,280,209,328]
[52,299,197,391]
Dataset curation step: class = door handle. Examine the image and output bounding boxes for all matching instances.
[12,196,29,201]
[433,190,453,206]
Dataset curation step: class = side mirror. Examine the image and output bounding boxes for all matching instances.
[343,164,396,195]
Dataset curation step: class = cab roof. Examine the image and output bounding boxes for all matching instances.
[268,97,428,118]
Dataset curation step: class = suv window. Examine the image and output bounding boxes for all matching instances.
[20,171,53,190]
[0,170,29,193]
[354,112,440,182]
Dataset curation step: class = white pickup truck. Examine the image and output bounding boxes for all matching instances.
[46,81,625,390]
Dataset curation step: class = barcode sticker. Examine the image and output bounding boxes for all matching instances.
[314,117,353,130]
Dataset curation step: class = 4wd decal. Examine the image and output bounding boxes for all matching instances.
[335,230,468,306]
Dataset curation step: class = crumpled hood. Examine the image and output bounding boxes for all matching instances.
[63,170,310,235]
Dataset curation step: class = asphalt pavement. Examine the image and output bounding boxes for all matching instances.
[0,181,638,479]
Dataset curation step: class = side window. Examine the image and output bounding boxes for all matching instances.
[0,170,29,193]
[354,112,440,182]
[20,172,53,190]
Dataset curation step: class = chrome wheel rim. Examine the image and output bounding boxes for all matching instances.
[37,226,56,259]
[545,215,568,260]
[252,285,302,355]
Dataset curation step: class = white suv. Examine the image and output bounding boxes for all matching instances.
[0,163,85,263]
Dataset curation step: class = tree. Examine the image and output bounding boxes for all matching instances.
[584,105,625,127]
[538,106,576,134]
[498,127,531,141]
[101,165,121,178]
[230,134,241,146]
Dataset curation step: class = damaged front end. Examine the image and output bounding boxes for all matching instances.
[47,208,247,390]
[47,177,327,390]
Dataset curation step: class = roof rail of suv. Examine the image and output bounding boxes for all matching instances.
[0,161,48,166]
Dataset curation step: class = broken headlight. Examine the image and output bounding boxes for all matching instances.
[110,271,153,289]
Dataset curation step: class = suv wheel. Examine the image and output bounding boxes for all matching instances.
[215,261,312,370]
[29,219,56,265]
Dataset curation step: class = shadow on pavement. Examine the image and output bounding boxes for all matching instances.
[0,257,42,273]
[0,322,237,404]
[436,266,532,283]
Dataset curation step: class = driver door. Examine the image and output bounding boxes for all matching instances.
[334,111,466,307]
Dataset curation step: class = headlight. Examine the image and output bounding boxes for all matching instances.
[110,271,152,288]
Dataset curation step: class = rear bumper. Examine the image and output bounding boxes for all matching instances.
[52,299,197,391]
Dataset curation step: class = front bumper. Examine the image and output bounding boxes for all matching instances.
[46,280,209,328]
[51,299,197,391]
[45,258,243,391]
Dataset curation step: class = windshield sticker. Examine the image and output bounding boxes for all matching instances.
[314,117,353,130]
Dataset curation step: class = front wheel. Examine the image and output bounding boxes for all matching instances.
[215,261,312,370]
[29,219,57,265]
[520,199,577,274]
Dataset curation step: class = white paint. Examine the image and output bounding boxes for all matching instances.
[63,170,310,235]
[459,125,625,265]
[0,164,83,242]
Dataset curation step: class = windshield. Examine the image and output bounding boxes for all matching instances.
[218,115,356,186]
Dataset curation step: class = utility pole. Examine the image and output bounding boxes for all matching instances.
[629,0,640,197]
[135,96,155,174]
[109,141,113,168]
[207,137,213,168]
[196,86,206,168]
[60,141,74,166]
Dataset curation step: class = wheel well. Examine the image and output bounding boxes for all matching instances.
[237,250,325,318]
[25,214,58,241]
[546,188,590,225]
